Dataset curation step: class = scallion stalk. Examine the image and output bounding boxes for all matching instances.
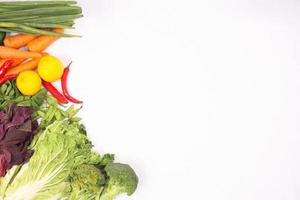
[0,22,79,37]
[0,6,82,18]
[0,1,82,37]
[0,1,77,6]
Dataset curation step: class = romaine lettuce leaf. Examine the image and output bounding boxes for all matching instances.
[2,120,102,200]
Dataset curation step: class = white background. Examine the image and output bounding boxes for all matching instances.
[48,0,300,199]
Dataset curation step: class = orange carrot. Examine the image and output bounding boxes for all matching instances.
[11,58,25,66]
[4,34,38,49]
[6,57,41,75]
[27,28,64,52]
[0,46,41,59]
[0,58,25,67]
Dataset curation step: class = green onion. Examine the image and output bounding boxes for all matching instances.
[0,6,82,18]
[0,16,40,22]
[0,1,82,37]
[23,23,74,29]
[0,1,77,6]
[0,5,69,10]
[18,14,83,23]
[0,8,12,12]
[0,14,82,24]
[0,22,79,37]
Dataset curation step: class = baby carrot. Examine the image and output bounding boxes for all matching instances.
[27,28,64,52]
[0,46,41,59]
[6,57,41,75]
[11,58,25,66]
[4,34,37,49]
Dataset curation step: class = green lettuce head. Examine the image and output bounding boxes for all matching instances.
[0,120,138,200]
[1,120,103,200]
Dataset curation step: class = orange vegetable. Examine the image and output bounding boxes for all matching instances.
[0,46,41,59]
[4,34,37,49]
[27,28,64,52]
[6,57,41,75]
[11,58,25,66]
[0,58,25,67]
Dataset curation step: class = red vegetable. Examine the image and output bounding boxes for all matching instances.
[0,74,17,85]
[0,60,14,79]
[61,66,82,104]
[0,104,38,176]
[42,81,69,104]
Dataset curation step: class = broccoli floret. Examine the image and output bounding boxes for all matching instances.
[69,164,106,200]
[99,163,138,200]
[99,154,115,167]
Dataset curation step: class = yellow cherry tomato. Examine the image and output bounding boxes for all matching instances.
[16,70,42,96]
[38,55,64,82]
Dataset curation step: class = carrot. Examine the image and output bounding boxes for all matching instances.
[0,58,25,67]
[11,58,24,66]
[4,34,38,49]
[6,57,41,75]
[0,46,41,59]
[27,28,64,52]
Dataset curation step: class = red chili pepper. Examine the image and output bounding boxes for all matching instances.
[42,80,69,104]
[61,66,82,104]
[0,74,17,85]
[0,60,14,79]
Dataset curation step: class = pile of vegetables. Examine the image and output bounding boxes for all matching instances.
[0,89,138,199]
[0,1,138,200]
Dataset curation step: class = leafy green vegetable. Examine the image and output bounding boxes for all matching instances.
[0,119,138,199]
[0,76,139,199]
[0,104,39,177]
[0,80,78,124]
[100,163,139,200]
[2,120,101,199]
[0,165,21,197]
[0,81,47,111]
[37,96,81,130]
